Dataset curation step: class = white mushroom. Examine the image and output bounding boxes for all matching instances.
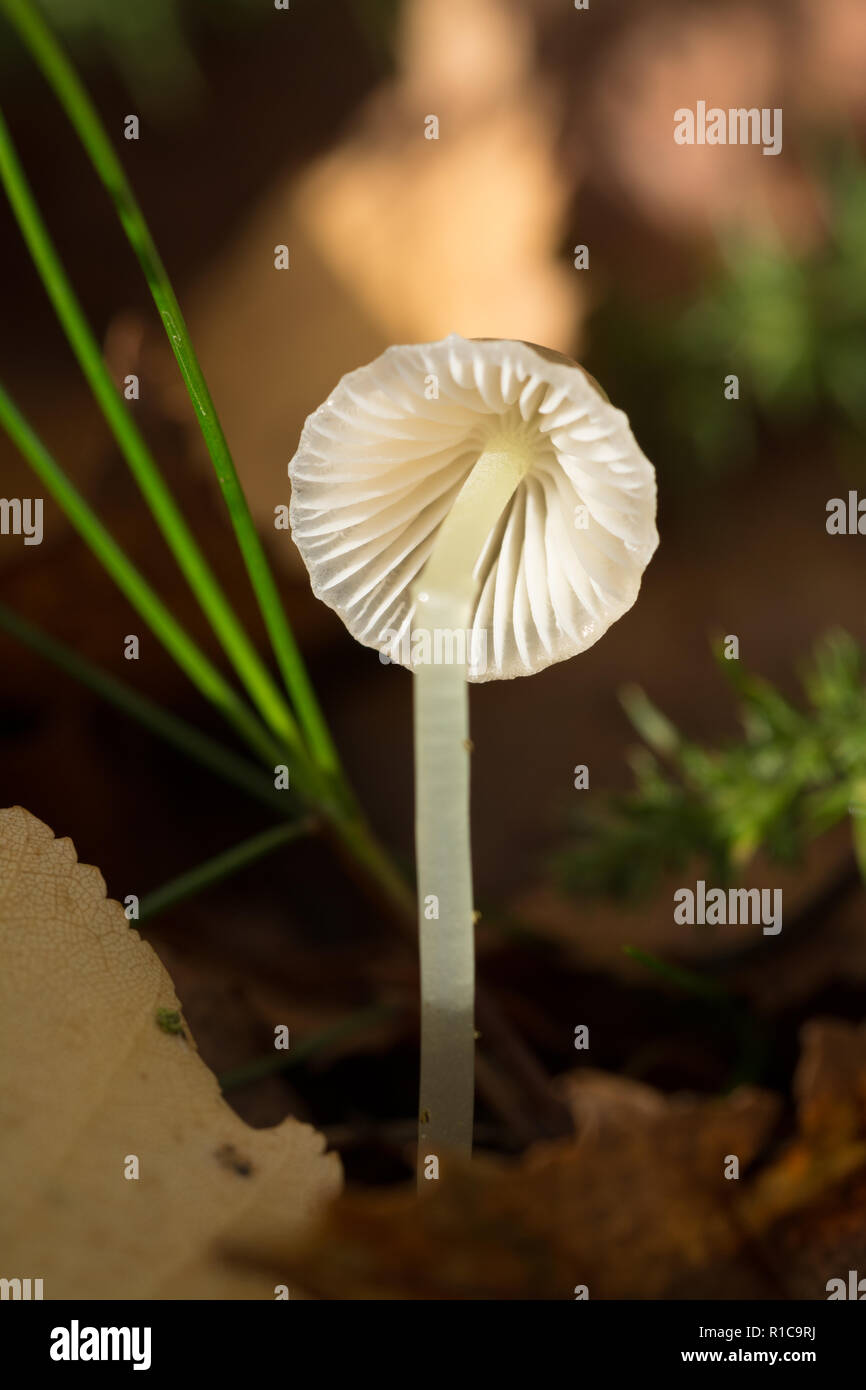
[289,334,658,1176]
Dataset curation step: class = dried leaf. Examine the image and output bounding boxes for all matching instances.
[744,1020,866,1223]
[0,807,341,1299]
[297,94,578,351]
[232,1074,779,1299]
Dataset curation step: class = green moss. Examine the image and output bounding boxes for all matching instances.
[155,1007,184,1035]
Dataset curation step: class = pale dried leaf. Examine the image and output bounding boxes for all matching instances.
[0,807,341,1299]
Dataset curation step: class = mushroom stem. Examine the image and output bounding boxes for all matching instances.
[412,438,533,1180]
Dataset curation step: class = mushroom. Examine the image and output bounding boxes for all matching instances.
[289,334,658,1178]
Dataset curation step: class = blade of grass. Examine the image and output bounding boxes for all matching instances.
[0,99,306,764]
[0,388,410,923]
[138,819,317,922]
[0,3,421,929]
[623,945,730,1000]
[849,777,866,882]
[218,1004,398,1092]
[0,601,287,814]
[1,0,342,779]
[1,390,410,928]
[623,946,766,1087]
[0,379,292,773]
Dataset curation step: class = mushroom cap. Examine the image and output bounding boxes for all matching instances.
[289,334,658,682]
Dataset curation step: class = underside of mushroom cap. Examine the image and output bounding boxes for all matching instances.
[289,335,658,682]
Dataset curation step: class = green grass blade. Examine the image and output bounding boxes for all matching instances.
[1,386,411,924]
[849,777,866,883]
[218,1004,397,1092]
[0,97,305,761]
[623,946,730,1000]
[0,602,288,813]
[0,386,411,929]
[139,819,316,922]
[0,380,290,771]
[0,0,342,778]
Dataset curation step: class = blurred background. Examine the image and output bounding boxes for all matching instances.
[1,0,866,1190]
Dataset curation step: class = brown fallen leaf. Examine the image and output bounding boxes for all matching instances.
[0,807,341,1299]
[229,1072,779,1299]
[297,33,579,350]
[738,1019,866,1295]
[794,1018,866,1147]
[227,1015,866,1301]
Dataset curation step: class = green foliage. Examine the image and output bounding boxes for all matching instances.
[0,0,414,929]
[560,631,866,899]
[587,148,866,483]
[0,0,342,783]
